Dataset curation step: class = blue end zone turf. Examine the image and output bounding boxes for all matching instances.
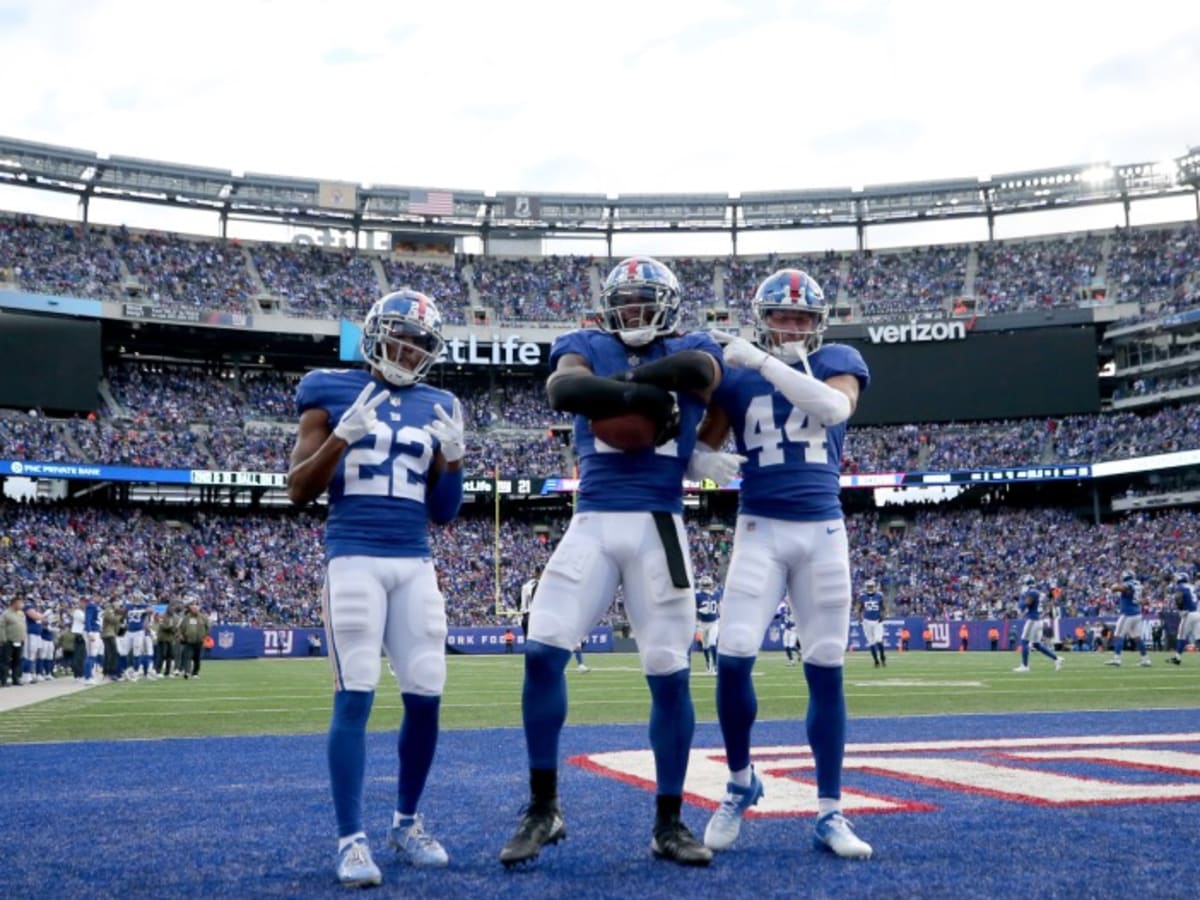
[6,708,1200,898]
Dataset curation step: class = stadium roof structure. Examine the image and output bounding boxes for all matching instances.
[1,135,1196,240]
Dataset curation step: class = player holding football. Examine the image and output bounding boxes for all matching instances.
[697,268,874,859]
[1012,575,1063,672]
[499,256,725,868]
[856,579,887,668]
[289,289,465,887]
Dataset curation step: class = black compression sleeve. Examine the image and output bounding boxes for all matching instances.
[546,373,674,421]
[618,350,715,392]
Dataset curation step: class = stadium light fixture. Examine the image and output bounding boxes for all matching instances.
[1082,166,1114,185]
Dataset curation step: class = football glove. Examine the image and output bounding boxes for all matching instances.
[333,383,388,445]
[686,444,747,484]
[424,402,465,463]
[710,330,769,371]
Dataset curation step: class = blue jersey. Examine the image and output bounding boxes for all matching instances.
[711,343,869,521]
[775,601,796,631]
[296,368,459,559]
[696,589,721,623]
[1115,582,1141,616]
[551,329,720,514]
[1021,588,1043,620]
[84,602,101,633]
[125,605,149,633]
[1174,584,1197,613]
[860,592,884,621]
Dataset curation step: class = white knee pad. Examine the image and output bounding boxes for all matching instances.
[640,644,689,676]
[719,622,763,658]
[397,649,446,696]
[802,638,845,668]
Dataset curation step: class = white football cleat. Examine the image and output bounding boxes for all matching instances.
[388,814,449,868]
[1012,665,1030,672]
[336,836,382,887]
[813,811,872,859]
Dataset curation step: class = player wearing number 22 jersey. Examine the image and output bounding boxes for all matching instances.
[699,268,873,860]
[290,289,465,887]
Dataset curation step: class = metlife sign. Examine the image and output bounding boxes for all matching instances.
[339,320,544,367]
[865,318,973,344]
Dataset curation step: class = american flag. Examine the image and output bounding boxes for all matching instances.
[408,189,454,216]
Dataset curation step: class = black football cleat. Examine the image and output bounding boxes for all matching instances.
[499,802,566,868]
[651,816,713,867]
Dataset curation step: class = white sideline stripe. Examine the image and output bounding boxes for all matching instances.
[744,732,1200,756]
[1006,748,1200,773]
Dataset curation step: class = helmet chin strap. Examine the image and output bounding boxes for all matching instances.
[619,326,657,347]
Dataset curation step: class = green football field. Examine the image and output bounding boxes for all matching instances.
[3,649,1198,745]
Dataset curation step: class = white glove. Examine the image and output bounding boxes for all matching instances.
[686,444,747,484]
[423,402,465,463]
[333,383,388,444]
[710,330,769,371]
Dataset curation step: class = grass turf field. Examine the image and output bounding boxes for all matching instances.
[4,647,1199,744]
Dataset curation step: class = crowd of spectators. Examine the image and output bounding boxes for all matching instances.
[974,234,1105,314]
[251,243,381,319]
[6,357,1200,474]
[470,255,593,324]
[3,498,1195,630]
[5,209,1200,324]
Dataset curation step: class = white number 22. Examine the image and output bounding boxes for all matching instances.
[741,394,828,466]
[343,422,433,501]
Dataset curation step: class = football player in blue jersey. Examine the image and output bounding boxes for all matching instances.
[1012,575,1063,672]
[124,596,157,681]
[288,289,465,887]
[775,598,800,667]
[1167,572,1198,665]
[499,256,723,869]
[697,268,873,860]
[856,579,886,668]
[695,575,722,675]
[1105,570,1151,667]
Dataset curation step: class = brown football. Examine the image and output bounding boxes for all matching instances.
[590,412,657,452]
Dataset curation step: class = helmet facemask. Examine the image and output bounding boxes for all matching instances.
[599,257,681,347]
[361,291,446,387]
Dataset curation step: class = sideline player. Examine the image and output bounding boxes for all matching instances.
[1105,570,1151,667]
[1167,571,1198,665]
[1012,576,1063,672]
[695,575,721,675]
[776,599,799,667]
[289,289,465,887]
[697,268,873,859]
[499,256,723,868]
[856,579,886,668]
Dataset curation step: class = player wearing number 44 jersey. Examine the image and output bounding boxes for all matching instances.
[289,289,465,888]
[691,268,874,860]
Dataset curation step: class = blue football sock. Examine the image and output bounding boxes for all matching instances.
[328,689,374,838]
[523,641,571,770]
[877,643,887,663]
[1021,640,1030,666]
[804,662,846,801]
[716,654,758,773]
[397,692,440,816]
[1035,643,1057,660]
[646,668,695,796]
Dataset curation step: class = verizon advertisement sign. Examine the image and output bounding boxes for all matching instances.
[866,318,974,344]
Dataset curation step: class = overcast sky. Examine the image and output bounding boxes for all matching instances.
[1,0,1198,253]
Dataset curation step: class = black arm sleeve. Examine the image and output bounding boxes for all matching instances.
[618,350,716,392]
[546,373,674,422]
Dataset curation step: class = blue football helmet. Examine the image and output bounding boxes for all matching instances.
[753,268,829,362]
[864,579,879,593]
[1021,574,1036,588]
[1175,571,1191,584]
[698,575,715,592]
[1121,570,1137,584]
[360,290,445,387]
[599,256,681,347]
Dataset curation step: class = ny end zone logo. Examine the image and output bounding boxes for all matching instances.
[570,732,1200,815]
